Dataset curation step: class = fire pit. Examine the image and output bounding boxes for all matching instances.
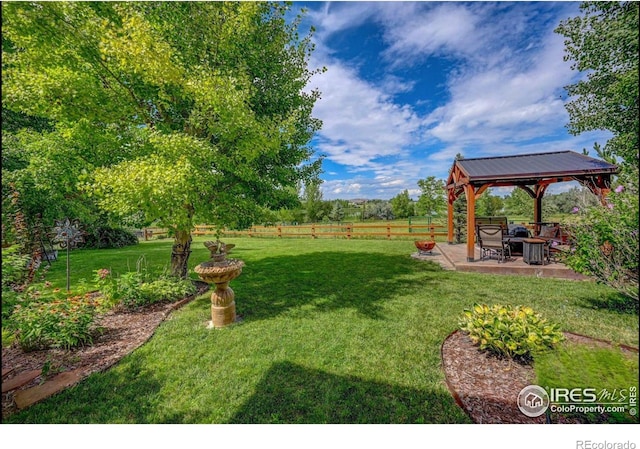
[415,240,436,255]
[194,241,244,328]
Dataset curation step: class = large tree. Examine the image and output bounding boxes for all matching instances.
[301,180,326,223]
[555,2,638,299]
[390,190,414,219]
[415,176,446,218]
[555,1,639,172]
[3,2,323,277]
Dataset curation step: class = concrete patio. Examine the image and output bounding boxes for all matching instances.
[412,242,589,280]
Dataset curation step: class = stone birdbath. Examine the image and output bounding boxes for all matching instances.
[194,240,245,328]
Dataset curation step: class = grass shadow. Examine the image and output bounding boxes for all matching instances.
[578,291,639,314]
[228,361,468,424]
[234,251,443,321]
[2,356,163,423]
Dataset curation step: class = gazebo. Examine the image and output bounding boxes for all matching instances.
[445,150,619,261]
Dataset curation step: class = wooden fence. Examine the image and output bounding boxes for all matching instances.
[141,222,448,241]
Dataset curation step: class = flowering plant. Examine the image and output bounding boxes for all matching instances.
[563,181,638,301]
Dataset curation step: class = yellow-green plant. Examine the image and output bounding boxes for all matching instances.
[459,304,564,360]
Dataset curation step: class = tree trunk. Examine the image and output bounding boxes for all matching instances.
[171,228,192,279]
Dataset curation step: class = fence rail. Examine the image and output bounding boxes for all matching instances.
[141,223,448,241]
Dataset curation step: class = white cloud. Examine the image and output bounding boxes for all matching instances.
[310,61,425,172]
[302,2,612,200]
[307,2,376,40]
[420,7,573,145]
[379,2,486,63]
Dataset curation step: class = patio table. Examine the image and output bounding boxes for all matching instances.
[523,238,548,265]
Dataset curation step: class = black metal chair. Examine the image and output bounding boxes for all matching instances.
[476,224,511,263]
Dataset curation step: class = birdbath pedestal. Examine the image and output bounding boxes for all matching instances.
[194,241,244,328]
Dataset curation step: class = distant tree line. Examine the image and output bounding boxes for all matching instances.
[257,177,600,226]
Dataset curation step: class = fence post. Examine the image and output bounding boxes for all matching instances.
[387,224,391,239]
[430,224,435,241]
[278,226,282,238]
[312,224,316,239]
[346,225,351,239]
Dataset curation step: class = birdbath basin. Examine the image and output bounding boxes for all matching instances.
[194,241,244,328]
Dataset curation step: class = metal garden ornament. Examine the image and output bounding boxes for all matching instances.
[51,218,84,292]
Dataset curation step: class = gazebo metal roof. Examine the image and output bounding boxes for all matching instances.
[453,150,618,184]
[445,150,619,262]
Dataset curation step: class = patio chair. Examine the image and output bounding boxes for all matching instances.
[476,224,511,263]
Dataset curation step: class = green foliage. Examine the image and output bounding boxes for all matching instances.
[2,1,323,277]
[302,180,326,223]
[453,193,467,243]
[460,304,565,360]
[544,186,599,215]
[503,187,532,218]
[1,246,31,290]
[329,201,346,222]
[416,176,446,217]
[563,183,639,300]
[82,226,139,249]
[555,1,639,171]
[11,294,98,351]
[1,125,116,240]
[94,268,196,310]
[364,201,394,220]
[390,190,415,219]
[475,190,504,217]
[2,326,16,348]
[2,290,22,324]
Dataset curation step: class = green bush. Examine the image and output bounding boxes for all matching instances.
[563,182,639,301]
[11,293,98,351]
[1,246,31,289]
[459,304,564,360]
[2,290,21,322]
[82,226,139,249]
[1,247,32,321]
[94,268,196,310]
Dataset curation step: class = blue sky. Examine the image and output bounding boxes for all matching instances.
[293,1,612,200]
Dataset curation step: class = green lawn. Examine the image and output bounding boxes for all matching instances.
[4,237,638,423]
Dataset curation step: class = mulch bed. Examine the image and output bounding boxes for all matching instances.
[2,282,209,420]
[442,330,639,424]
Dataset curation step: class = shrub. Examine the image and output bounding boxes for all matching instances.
[94,268,196,310]
[2,247,32,320]
[82,226,139,249]
[1,246,31,290]
[563,182,639,301]
[459,304,564,360]
[11,293,98,351]
[1,290,21,322]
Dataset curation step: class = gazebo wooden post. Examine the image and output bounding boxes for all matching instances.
[447,193,454,244]
[533,184,549,230]
[465,184,476,262]
[533,195,542,225]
